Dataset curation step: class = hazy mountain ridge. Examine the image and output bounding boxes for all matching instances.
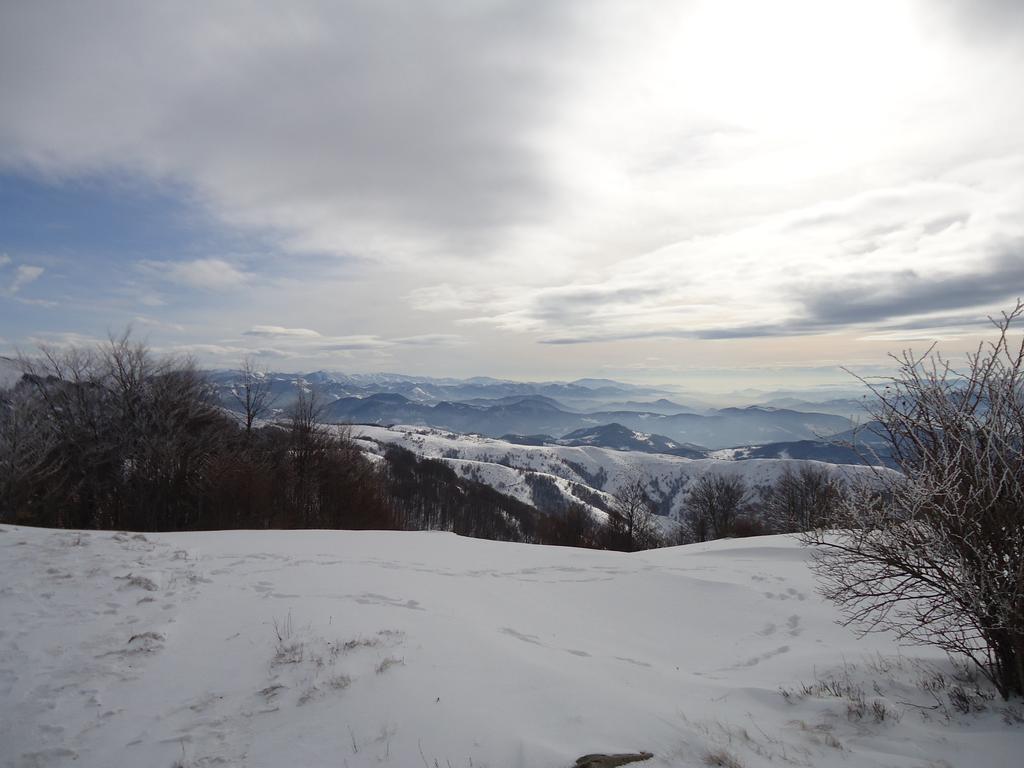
[502,422,891,467]
[326,394,853,449]
[208,369,667,411]
[556,423,708,458]
[208,369,861,449]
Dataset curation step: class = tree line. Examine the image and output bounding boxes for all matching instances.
[0,336,392,532]
[593,462,848,553]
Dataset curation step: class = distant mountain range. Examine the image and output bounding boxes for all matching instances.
[754,396,871,421]
[208,369,869,450]
[207,369,670,412]
[558,423,707,457]
[502,422,890,466]
[321,393,852,450]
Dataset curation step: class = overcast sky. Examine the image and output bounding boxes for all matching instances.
[1,0,1022,390]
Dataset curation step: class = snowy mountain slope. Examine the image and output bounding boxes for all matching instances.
[350,425,884,521]
[2,526,1020,768]
[708,439,889,466]
[443,457,614,519]
[504,426,889,467]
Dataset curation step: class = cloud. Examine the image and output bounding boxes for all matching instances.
[26,331,105,349]
[407,284,492,313]
[794,249,1024,330]
[244,325,322,338]
[393,333,465,347]
[213,327,466,362]
[470,177,1024,345]
[154,342,292,360]
[2,2,1024,384]
[132,315,186,332]
[8,265,43,294]
[315,336,394,352]
[139,258,248,289]
[1,256,46,296]
[933,0,1024,43]
[0,2,584,261]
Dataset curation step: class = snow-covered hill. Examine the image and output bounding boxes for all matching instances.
[350,425,885,521]
[1,525,1019,767]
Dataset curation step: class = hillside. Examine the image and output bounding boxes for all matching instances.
[2,525,1020,768]
[350,424,883,522]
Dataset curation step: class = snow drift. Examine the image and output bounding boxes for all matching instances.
[1,525,1021,767]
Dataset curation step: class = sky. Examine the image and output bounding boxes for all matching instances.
[1,0,1023,392]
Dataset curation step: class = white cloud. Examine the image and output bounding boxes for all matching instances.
[132,315,186,332]
[7,265,44,295]
[139,258,249,290]
[406,284,487,313]
[2,1,1023,383]
[244,325,322,338]
[393,334,465,347]
[26,331,105,349]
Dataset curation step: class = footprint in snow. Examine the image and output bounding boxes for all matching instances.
[726,645,791,670]
[786,615,803,636]
[614,656,652,668]
[353,593,423,610]
[500,627,545,646]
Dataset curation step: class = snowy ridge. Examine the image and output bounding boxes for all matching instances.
[1,526,1019,767]
[350,424,885,521]
[444,457,615,523]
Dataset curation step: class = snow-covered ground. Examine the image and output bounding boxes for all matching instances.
[2,525,1021,767]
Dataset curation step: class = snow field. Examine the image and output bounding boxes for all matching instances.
[1,526,1021,768]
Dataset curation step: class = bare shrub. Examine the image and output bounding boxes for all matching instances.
[375,656,404,674]
[803,302,1024,699]
[272,612,304,666]
[703,749,743,768]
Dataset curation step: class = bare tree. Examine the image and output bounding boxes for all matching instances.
[684,474,749,542]
[4,332,228,529]
[606,472,660,551]
[231,358,276,434]
[0,385,57,523]
[763,464,844,533]
[803,301,1024,698]
[14,342,113,528]
[1,332,399,534]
